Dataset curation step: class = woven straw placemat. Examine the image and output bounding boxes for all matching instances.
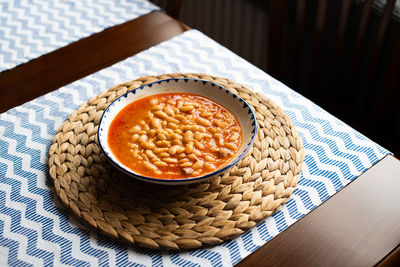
[48,73,305,250]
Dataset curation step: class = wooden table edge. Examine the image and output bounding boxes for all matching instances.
[0,11,189,113]
[378,243,400,266]
[237,154,400,266]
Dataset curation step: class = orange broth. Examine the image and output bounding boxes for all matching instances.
[108,93,242,179]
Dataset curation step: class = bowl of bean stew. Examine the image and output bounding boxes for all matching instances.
[98,78,258,185]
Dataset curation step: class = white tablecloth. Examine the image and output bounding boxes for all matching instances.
[0,29,390,266]
[0,0,159,72]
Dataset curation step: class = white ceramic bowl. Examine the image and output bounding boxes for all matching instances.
[98,78,257,185]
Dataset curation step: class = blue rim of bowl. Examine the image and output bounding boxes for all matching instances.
[97,78,258,184]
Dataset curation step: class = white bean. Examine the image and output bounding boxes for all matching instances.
[194,140,204,150]
[138,134,148,143]
[175,145,185,154]
[208,127,217,134]
[171,139,182,145]
[231,126,240,132]
[176,152,186,159]
[168,145,185,155]
[167,100,176,105]
[164,106,174,116]
[151,118,161,128]
[154,147,168,154]
[185,142,194,154]
[167,122,178,129]
[156,140,170,147]
[187,153,197,161]
[194,132,203,141]
[195,117,211,127]
[200,112,212,118]
[194,132,211,141]
[156,129,168,135]
[163,157,178,163]
[180,162,193,167]
[228,132,239,142]
[154,110,168,119]
[225,143,236,150]
[183,130,193,143]
[174,114,187,122]
[223,116,232,123]
[151,105,163,112]
[158,152,170,158]
[173,107,180,114]
[131,134,139,142]
[148,129,156,138]
[183,125,195,131]
[171,133,182,140]
[157,133,167,140]
[149,98,158,106]
[204,162,215,170]
[193,149,202,157]
[129,125,141,134]
[154,161,168,167]
[143,162,161,175]
[182,167,194,175]
[145,111,154,120]
[145,150,157,159]
[179,105,194,112]
[141,141,155,150]
[129,143,138,149]
[199,126,207,133]
[168,145,179,155]
[184,102,200,107]
[219,148,233,158]
[204,154,216,162]
[191,159,204,170]
[165,117,180,124]
[223,112,231,118]
[219,121,228,128]
[217,138,224,146]
[210,147,220,153]
[150,156,160,162]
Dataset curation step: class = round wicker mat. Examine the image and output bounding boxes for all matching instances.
[48,73,304,250]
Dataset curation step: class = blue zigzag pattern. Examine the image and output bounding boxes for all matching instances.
[0,30,390,266]
[0,0,159,71]
[190,249,222,266]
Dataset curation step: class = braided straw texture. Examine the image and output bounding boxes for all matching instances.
[48,73,305,250]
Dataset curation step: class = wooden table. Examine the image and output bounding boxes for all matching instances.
[1,11,399,267]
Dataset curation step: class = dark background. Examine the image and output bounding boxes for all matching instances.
[167,0,400,157]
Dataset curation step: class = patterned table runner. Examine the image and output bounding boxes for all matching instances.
[0,0,158,72]
[0,30,390,266]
